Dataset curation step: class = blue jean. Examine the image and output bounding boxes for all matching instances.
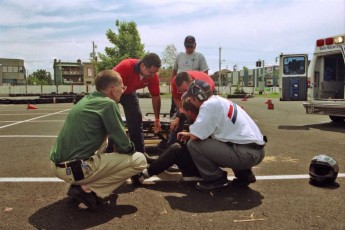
[107,93,144,153]
[167,114,187,145]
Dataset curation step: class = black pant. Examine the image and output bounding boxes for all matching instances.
[107,93,144,153]
[148,143,200,177]
[169,97,176,118]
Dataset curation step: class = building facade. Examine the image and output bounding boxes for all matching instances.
[53,59,83,85]
[82,62,96,85]
[0,58,26,86]
[53,59,96,85]
[211,65,280,90]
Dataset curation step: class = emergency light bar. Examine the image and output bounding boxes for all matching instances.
[316,35,344,47]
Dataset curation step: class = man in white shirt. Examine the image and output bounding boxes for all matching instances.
[178,80,266,192]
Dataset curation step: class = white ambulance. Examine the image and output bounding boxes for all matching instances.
[303,34,345,123]
[281,34,345,123]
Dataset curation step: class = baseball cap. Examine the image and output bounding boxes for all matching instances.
[184,35,196,46]
[183,79,210,99]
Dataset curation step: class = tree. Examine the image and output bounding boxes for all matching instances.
[97,20,146,71]
[158,67,173,85]
[161,44,178,68]
[27,69,52,85]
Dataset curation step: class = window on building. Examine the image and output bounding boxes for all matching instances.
[8,66,14,72]
[87,68,93,77]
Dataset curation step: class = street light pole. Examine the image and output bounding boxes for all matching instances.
[218,47,222,93]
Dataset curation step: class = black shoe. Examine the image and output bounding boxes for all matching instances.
[195,173,230,192]
[130,174,142,186]
[67,185,103,211]
[232,169,256,187]
[130,172,149,186]
[100,193,118,206]
[67,184,81,204]
[145,141,168,156]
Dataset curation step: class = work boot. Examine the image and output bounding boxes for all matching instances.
[195,171,229,192]
[67,185,103,211]
[232,169,256,187]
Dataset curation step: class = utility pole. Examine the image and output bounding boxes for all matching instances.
[92,41,97,80]
[218,47,222,93]
[256,59,265,94]
[262,60,265,86]
[26,69,29,94]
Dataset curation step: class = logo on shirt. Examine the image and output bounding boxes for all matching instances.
[227,102,238,124]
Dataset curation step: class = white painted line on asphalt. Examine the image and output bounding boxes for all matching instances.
[0,135,57,138]
[0,178,64,182]
[0,120,64,123]
[0,109,70,129]
[0,113,68,115]
[1,173,344,182]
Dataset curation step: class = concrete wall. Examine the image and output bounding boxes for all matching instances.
[0,84,280,96]
[42,85,58,94]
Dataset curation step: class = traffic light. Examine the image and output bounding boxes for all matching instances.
[256,60,261,67]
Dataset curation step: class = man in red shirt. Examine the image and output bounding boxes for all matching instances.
[171,71,215,112]
[170,71,215,143]
[107,53,162,156]
[146,71,215,155]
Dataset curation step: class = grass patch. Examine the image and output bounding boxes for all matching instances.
[254,93,281,98]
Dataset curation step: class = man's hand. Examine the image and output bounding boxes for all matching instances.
[177,131,190,142]
[154,119,161,134]
[170,117,180,131]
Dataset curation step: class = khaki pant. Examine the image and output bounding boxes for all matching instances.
[51,152,147,198]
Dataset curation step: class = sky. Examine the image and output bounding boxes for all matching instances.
[0,0,344,75]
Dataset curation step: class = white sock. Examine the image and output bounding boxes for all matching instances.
[142,169,150,178]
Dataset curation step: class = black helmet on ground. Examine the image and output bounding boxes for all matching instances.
[309,154,339,187]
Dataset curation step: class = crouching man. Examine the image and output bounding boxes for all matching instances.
[49,70,147,211]
[178,80,266,192]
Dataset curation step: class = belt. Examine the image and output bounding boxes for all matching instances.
[242,143,265,149]
[229,142,265,149]
[55,159,84,168]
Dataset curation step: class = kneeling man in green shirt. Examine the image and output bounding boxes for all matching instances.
[49,70,147,211]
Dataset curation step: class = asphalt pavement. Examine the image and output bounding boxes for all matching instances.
[0,97,344,229]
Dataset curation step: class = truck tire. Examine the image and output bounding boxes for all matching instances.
[329,116,345,123]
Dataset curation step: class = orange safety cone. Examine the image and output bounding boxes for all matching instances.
[267,102,274,110]
[265,99,272,104]
[27,104,37,110]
